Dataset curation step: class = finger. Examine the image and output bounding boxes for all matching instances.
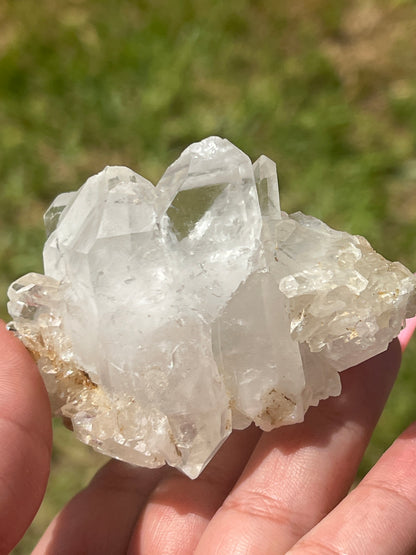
[288,421,416,555]
[195,340,401,555]
[398,315,416,351]
[0,321,52,553]
[33,460,168,555]
[129,424,261,555]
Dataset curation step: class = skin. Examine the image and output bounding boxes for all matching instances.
[1,317,416,554]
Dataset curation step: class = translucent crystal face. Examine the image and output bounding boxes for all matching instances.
[7,136,416,478]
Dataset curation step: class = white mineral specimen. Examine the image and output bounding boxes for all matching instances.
[7,137,416,478]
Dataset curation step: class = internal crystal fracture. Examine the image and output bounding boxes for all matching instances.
[7,137,416,478]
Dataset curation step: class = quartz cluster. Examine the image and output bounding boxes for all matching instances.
[7,137,416,478]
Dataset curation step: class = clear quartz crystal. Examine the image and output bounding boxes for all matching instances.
[7,136,416,478]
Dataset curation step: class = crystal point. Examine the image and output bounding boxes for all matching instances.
[7,137,416,478]
[253,154,281,217]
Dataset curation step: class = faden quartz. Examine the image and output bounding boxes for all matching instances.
[7,137,416,478]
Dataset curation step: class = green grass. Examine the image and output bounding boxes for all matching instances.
[1,1,416,551]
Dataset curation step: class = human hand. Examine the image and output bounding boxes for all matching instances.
[2,319,416,554]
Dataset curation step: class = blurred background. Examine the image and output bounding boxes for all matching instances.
[1,0,416,551]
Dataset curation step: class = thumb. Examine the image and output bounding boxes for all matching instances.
[0,321,52,553]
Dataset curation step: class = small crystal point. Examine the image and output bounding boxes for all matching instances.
[253,154,281,218]
[7,137,416,478]
[44,191,77,238]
